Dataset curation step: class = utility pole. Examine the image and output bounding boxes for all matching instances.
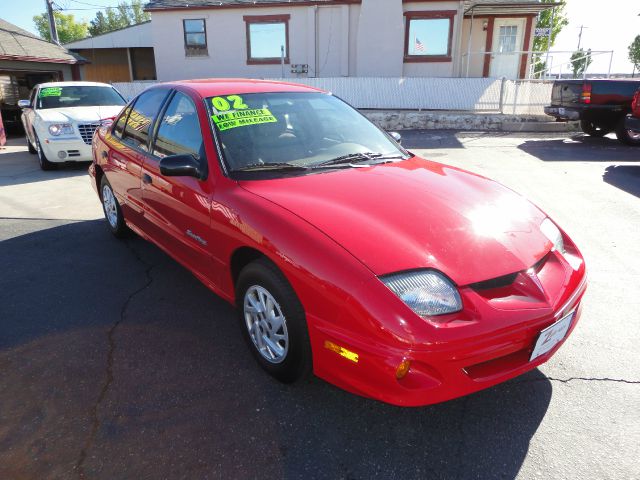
[45,0,60,45]
[577,25,588,50]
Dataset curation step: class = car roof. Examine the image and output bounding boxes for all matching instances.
[153,78,325,97]
[36,81,116,88]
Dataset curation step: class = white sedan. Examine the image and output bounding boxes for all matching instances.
[19,81,127,170]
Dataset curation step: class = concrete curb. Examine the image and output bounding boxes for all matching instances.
[361,110,580,133]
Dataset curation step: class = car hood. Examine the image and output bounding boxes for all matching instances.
[36,105,123,123]
[240,157,552,286]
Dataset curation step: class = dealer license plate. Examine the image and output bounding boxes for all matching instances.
[530,311,574,361]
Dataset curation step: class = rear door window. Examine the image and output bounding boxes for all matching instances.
[122,89,169,152]
[152,91,204,159]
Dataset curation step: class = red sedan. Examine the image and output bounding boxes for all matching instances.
[89,79,587,407]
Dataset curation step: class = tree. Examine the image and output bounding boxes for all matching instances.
[88,0,150,36]
[570,48,592,78]
[532,0,569,78]
[629,35,640,76]
[33,12,88,44]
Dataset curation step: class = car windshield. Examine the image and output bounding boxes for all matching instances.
[36,86,126,110]
[206,92,409,173]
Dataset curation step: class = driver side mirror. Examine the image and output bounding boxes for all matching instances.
[388,131,402,145]
[17,100,31,109]
[159,154,206,180]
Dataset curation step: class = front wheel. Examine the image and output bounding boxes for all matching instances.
[100,176,129,238]
[35,135,56,170]
[236,258,312,383]
[615,119,640,146]
[27,136,36,154]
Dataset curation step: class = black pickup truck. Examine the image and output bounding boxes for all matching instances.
[544,79,640,145]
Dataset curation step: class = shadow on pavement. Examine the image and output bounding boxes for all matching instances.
[603,165,640,198]
[400,130,466,150]
[0,220,552,480]
[518,134,640,162]
[0,139,90,188]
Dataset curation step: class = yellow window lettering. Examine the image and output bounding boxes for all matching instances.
[212,96,231,112]
[227,95,249,110]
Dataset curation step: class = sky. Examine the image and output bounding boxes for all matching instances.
[2,0,639,74]
[550,0,639,75]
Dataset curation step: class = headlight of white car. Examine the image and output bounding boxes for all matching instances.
[381,270,463,317]
[48,123,74,136]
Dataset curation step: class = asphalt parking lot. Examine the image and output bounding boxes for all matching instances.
[1,131,639,480]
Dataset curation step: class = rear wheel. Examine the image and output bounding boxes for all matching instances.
[35,135,56,170]
[236,258,312,383]
[100,176,129,238]
[615,118,640,146]
[580,119,611,137]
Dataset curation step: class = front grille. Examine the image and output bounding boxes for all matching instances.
[78,123,100,145]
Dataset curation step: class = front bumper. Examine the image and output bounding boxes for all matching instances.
[544,106,581,121]
[624,115,640,133]
[309,247,587,407]
[40,136,93,162]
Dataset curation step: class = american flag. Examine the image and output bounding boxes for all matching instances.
[415,37,425,52]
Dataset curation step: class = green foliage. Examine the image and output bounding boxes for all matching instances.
[570,48,592,78]
[532,0,569,78]
[87,0,150,36]
[33,12,88,44]
[629,35,640,73]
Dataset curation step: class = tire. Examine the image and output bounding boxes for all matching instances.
[35,135,56,170]
[236,258,312,383]
[100,176,129,238]
[615,118,640,146]
[27,136,37,154]
[580,119,611,137]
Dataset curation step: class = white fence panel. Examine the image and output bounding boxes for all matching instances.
[501,80,553,115]
[111,78,553,115]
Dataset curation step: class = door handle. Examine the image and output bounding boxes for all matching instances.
[142,173,153,185]
[101,150,108,159]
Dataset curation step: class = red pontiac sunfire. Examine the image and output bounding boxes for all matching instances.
[89,79,587,406]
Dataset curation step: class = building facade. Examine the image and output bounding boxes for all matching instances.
[145,0,551,81]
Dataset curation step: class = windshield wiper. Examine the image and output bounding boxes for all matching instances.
[233,162,309,172]
[313,152,405,168]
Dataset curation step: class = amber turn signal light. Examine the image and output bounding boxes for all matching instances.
[395,358,411,379]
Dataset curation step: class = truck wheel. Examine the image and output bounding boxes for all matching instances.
[580,120,610,137]
[615,119,640,146]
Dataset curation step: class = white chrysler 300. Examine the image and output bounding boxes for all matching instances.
[19,81,127,170]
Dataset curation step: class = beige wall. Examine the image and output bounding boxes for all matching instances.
[460,18,489,78]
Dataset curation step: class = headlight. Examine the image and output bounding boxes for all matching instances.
[48,123,74,136]
[540,218,565,254]
[381,270,462,317]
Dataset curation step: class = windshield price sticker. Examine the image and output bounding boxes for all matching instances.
[39,87,62,97]
[212,108,277,131]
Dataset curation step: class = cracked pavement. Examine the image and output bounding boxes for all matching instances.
[1,132,639,479]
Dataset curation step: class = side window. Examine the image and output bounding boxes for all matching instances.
[113,105,132,138]
[122,89,169,151]
[153,92,204,159]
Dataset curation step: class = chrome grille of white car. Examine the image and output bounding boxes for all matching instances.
[78,123,101,145]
